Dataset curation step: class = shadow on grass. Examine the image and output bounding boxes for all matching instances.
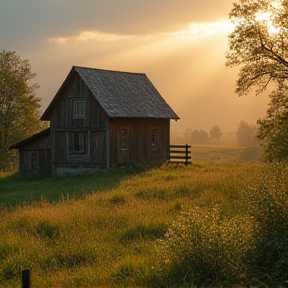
[0,170,125,209]
[0,162,163,209]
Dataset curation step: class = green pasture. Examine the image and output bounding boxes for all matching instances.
[0,160,287,287]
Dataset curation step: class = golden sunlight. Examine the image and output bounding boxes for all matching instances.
[49,20,234,47]
[173,20,234,39]
[255,0,283,34]
[255,11,278,33]
[50,31,132,45]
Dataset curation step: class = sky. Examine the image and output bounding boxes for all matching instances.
[0,0,270,133]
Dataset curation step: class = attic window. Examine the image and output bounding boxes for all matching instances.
[73,100,85,119]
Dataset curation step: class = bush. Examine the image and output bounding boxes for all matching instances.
[243,163,288,286]
[156,164,288,287]
[156,205,254,287]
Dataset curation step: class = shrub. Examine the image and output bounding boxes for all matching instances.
[156,205,254,287]
[243,163,288,286]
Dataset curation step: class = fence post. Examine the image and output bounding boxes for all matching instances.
[22,269,31,288]
[185,144,189,166]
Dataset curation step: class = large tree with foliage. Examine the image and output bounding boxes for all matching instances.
[226,0,288,161]
[0,50,43,171]
[257,82,288,161]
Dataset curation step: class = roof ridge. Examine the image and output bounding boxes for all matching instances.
[73,65,146,76]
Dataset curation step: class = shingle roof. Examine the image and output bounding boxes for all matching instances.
[9,128,51,149]
[41,66,179,120]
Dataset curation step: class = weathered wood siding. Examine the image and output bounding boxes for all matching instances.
[49,74,109,173]
[19,149,52,174]
[90,130,107,164]
[18,134,51,174]
[49,74,108,130]
[109,118,170,168]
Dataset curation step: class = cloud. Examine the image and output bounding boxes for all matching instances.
[172,20,234,39]
[49,31,133,46]
[0,0,234,50]
[48,19,234,48]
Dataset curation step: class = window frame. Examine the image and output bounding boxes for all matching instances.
[73,100,85,119]
[68,131,88,154]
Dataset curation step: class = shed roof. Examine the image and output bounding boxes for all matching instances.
[9,127,51,149]
[41,66,179,120]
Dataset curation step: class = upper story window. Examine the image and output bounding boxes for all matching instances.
[73,100,85,119]
[151,128,158,148]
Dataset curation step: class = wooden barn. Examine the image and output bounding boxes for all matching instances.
[10,66,179,175]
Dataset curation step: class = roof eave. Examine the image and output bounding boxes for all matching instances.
[9,127,51,150]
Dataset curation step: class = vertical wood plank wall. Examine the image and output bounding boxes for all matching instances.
[109,118,170,168]
[19,73,173,174]
[49,74,109,172]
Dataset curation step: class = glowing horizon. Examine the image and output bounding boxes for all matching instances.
[49,19,234,46]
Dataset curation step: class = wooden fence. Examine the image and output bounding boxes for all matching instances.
[169,144,191,165]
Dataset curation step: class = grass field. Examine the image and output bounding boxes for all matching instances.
[0,148,287,287]
[171,140,262,163]
[190,143,246,162]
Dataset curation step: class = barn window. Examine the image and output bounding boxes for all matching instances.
[151,128,158,148]
[69,131,87,154]
[121,129,128,149]
[73,100,85,119]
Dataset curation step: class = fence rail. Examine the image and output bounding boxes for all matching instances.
[169,144,191,165]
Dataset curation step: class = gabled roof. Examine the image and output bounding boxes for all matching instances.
[41,66,179,120]
[9,128,51,149]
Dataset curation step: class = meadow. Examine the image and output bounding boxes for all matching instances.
[0,153,288,287]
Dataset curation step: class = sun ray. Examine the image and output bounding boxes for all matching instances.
[255,0,284,34]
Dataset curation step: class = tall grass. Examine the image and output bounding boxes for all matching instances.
[0,162,287,287]
[242,163,288,286]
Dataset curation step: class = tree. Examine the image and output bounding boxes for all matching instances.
[226,0,288,161]
[257,82,288,161]
[236,121,258,146]
[191,129,209,144]
[210,125,222,142]
[226,0,288,96]
[0,50,43,171]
